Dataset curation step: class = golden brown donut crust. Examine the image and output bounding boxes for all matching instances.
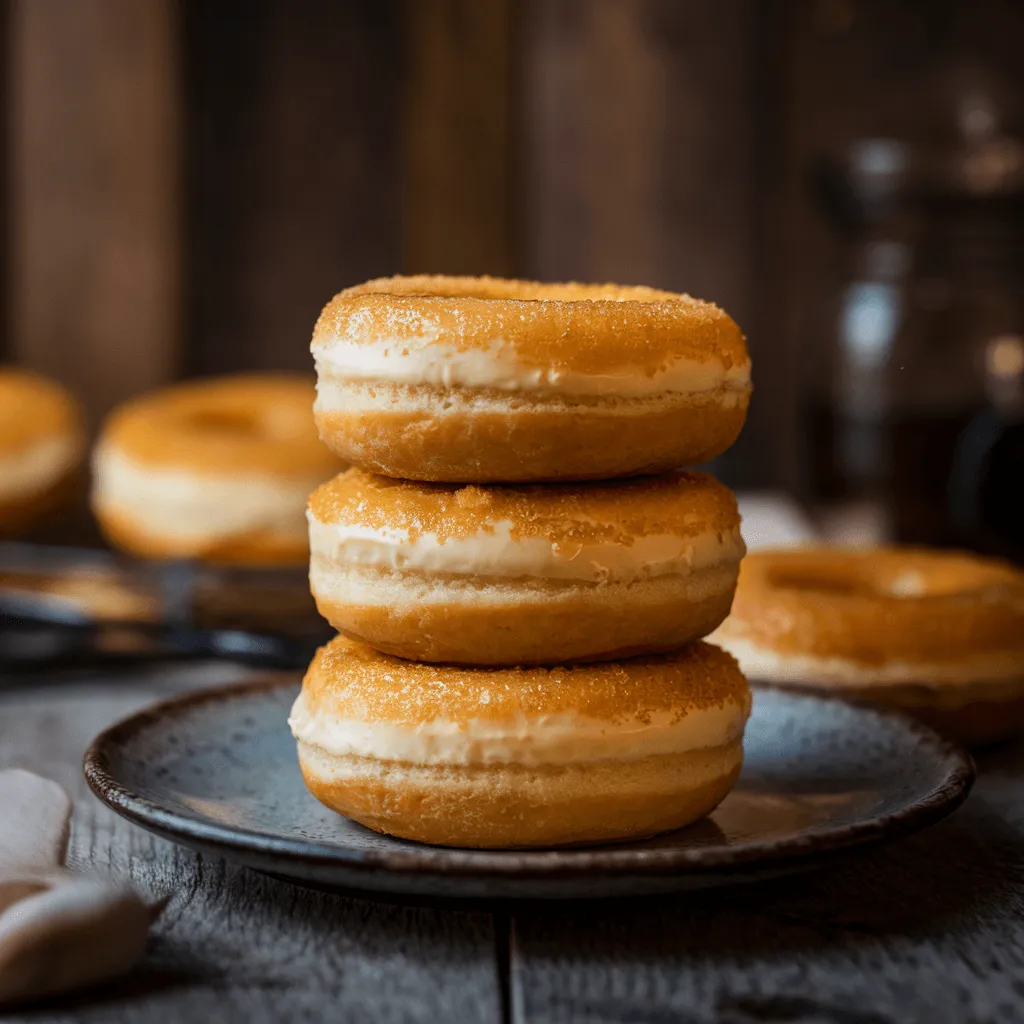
[0,369,82,454]
[310,467,740,545]
[315,274,749,378]
[98,373,341,478]
[313,567,737,666]
[315,389,746,482]
[313,275,750,481]
[95,505,309,566]
[719,547,1024,668]
[302,635,749,727]
[298,746,741,848]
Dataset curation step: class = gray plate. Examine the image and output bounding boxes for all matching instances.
[84,677,974,900]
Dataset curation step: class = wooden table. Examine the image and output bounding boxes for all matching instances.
[3,662,1024,1024]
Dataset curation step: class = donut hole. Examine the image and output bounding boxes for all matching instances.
[767,561,998,601]
[184,409,262,438]
[767,567,877,599]
[767,565,938,601]
[182,406,307,443]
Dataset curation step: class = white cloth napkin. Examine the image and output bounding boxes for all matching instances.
[0,769,157,1006]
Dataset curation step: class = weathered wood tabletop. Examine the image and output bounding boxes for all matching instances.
[3,662,1024,1024]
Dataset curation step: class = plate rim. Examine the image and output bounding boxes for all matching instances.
[83,675,976,881]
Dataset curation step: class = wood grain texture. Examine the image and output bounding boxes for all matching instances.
[8,0,181,428]
[5,660,1024,1021]
[510,741,1024,1023]
[522,0,764,485]
[183,0,401,377]
[524,0,754,309]
[402,0,518,277]
[0,666,501,1023]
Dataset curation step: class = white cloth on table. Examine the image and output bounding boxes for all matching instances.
[0,769,157,1006]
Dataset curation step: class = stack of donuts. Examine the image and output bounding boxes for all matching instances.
[289,275,755,848]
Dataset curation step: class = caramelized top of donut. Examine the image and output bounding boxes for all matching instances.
[719,547,1024,666]
[309,467,741,546]
[0,370,82,454]
[313,274,749,376]
[99,374,344,477]
[302,635,750,727]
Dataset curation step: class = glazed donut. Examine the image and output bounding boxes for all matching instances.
[711,546,1024,746]
[92,375,343,565]
[308,468,745,665]
[312,275,751,482]
[290,636,751,848]
[0,370,83,535]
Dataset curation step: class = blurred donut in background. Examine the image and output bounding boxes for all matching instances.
[711,546,1024,746]
[0,369,84,536]
[91,374,343,566]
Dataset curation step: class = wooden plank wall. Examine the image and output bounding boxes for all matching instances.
[182,0,402,377]
[521,0,770,486]
[7,0,180,429]
[184,0,520,372]
[403,0,519,277]
[10,0,1021,486]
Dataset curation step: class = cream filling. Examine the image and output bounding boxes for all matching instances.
[289,690,748,767]
[713,634,1024,688]
[0,434,78,502]
[313,338,751,398]
[314,377,749,414]
[308,516,745,583]
[92,446,320,543]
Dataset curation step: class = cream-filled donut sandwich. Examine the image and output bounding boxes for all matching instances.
[711,547,1024,746]
[312,275,751,482]
[290,636,751,848]
[308,468,745,665]
[92,375,344,565]
[0,370,83,535]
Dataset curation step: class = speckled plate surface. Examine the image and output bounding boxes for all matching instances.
[84,678,974,900]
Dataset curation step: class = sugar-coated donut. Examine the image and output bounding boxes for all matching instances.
[290,636,750,848]
[308,468,745,665]
[0,370,83,535]
[312,275,751,482]
[711,547,1024,746]
[92,375,343,565]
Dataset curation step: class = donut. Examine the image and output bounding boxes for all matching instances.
[308,468,745,665]
[0,370,83,535]
[312,275,751,482]
[92,375,343,565]
[711,546,1024,746]
[290,636,750,848]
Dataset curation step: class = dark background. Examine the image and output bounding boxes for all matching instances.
[3,0,1024,496]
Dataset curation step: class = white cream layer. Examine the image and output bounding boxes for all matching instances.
[313,338,751,398]
[308,516,745,583]
[0,434,79,502]
[714,634,1024,688]
[93,446,320,544]
[315,378,750,415]
[289,691,748,767]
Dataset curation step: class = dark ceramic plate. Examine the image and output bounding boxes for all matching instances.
[84,678,974,900]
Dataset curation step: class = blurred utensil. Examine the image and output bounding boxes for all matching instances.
[0,542,329,673]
